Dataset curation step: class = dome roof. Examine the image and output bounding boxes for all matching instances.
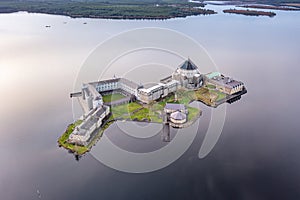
[179,59,198,70]
[170,111,186,120]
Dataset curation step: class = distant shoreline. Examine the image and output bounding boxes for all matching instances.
[1,1,300,20]
[239,4,300,11]
[0,1,216,20]
[223,8,276,17]
[0,11,215,20]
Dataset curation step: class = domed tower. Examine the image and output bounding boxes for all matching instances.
[172,58,203,89]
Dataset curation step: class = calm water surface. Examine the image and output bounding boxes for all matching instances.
[1,5,300,200]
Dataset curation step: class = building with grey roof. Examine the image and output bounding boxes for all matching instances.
[164,103,187,114]
[90,77,139,96]
[68,105,110,146]
[170,111,187,124]
[205,72,245,95]
[172,58,204,89]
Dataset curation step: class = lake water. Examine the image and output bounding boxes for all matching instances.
[1,4,300,200]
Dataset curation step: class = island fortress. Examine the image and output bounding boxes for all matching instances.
[67,59,245,147]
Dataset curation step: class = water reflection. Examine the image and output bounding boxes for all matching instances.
[162,123,171,142]
[1,6,300,200]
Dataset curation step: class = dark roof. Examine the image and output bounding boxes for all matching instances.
[165,103,186,111]
[179,59,198,70]
[210,76,244,89]
[224,77,243,88]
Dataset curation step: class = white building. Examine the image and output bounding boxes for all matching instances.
[91,78,139,96]
[137,80,179,104]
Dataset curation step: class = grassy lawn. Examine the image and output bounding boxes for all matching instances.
[149,112,163,123]
[193,87,227,105]
[110,102,143,119]
[157,94,177,106]
[177,90,195,104]
[58,120,82,144]
[194,87,213,106]
[187,106,200,121]
[110,102,165,123]
[148,103,164,123]
[130,108,151,121]
[209,90,226,101]
[102,93,126,103]
[206,84,216,89]
[58,120,89,155]
[216,91,226,101]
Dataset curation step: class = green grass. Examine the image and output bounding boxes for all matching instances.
[187,106,200,121]
[102,93,126,103]
[193,87,227,106]
[58,120,89,155]
[110,101,165,123]
[206,84,216,89]
[149,112,163,123]
[58,120,82,144]
[110,102,142,119]
[216,91,226,101]
[148,103,164,123]
[157,94,177,106]
[209,90,227,101]
[130,108,150,121]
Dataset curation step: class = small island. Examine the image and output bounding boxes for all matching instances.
[223,9,276,17]
[58,59,247,156]
[240,4,300,11]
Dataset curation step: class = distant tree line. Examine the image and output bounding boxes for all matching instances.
[0,0,216,19]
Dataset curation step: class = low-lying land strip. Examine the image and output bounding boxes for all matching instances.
[0,1,215,20]
[283,3,300,8]
[223,9,276,17]
[240,4,300,11]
